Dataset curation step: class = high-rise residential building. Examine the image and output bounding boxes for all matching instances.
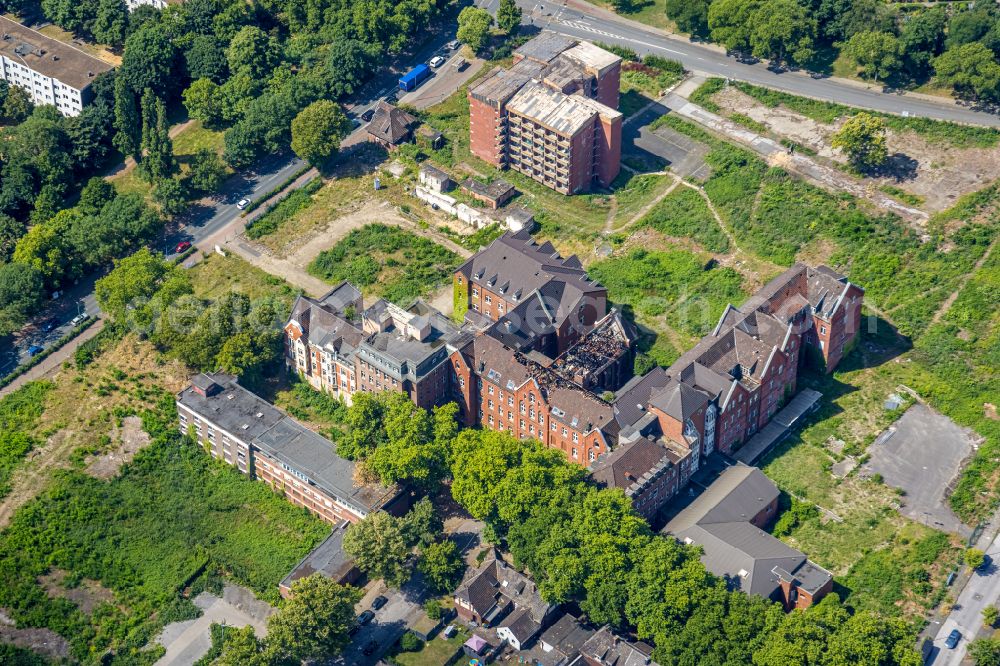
[468,32,622,194]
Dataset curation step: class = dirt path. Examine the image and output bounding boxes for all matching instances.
[605,176,681,234]
[666,93,930,225]
[228,199,472,299]
[105,119,197,180]
[930,236,998,326]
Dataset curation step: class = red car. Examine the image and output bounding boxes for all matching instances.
[175,241,191,253]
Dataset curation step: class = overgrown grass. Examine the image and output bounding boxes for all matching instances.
[689,77,724,112]
[307,223,461,304]
[590,246,747,338]
[0,381,53,498]
[878,184,925,207]
[731,81,1000,148]
[637,186,730,253]
[610,173,675,229]
[0,397,328,663]
[245,179,323,240]
[729,112,768,134]
[653,115,997,339]
[188,253,300,303]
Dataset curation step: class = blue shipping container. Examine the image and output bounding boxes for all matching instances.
[399,64,432,92]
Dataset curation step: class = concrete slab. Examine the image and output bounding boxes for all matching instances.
[863,404,977,538]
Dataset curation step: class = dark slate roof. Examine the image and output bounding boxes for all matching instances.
[318,281,361,311]
[590,437,674,492]
[538,614,595,664]
[773,559,832,595]
[502,607,541,643]
[613,368,671,430]
[648,379,710,424]
[664,465,779,532]
[281,528,355,590]
[454,549,552,624]
[662,464,812,599]
[366,100,417,144]
[580,626,658,666]
[676,522,805,597]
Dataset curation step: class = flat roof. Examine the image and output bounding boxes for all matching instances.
[0,16,113,90]
[507,81,619,136]
[514,31,578,64]
[561,41,621,74]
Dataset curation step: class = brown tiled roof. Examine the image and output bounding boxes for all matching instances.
[366,100,417,144]
[590,437,673,490]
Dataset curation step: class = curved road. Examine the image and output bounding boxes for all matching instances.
[504,0,1000,127]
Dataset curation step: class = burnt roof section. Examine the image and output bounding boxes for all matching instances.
[366,100,417,144]
[461,177,514,202]
[0,16,112,90]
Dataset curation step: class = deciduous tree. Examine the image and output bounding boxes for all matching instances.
[290,100,350,167]
[844,31,900,84]
[343,511,412,588]
[934,43,1000,103]
[831,112,888,172]
[418,540,464,593]
[266,574,360,662]
[666,0,709,36]
[457,7,492,55]
[496,0,522,36]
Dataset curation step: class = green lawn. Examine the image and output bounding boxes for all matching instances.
[173,120,227,161]
[610,173,675,230]
[392,628,468,666]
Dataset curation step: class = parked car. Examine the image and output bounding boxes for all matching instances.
[429,55,445,68]
[446,39,460,50]
[236,198,251,210]
[70,312,89,326]
[371,595,388,610]
[27,344,44,357]
[175,241,191,253]
[453,57,468,71]
[361,108,376,122]
[362,640,379,656]
[40,319,57,333]
[357,610,375,626]
[945,629,962,649]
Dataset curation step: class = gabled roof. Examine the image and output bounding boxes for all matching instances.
[648,379,710,424]
[590,437,678,493]
[580,626,658,666]
[664,465,779,532]
[454,549,552,625]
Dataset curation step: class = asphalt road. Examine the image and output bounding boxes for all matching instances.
[511,0,1000,127]
[929,532,1000,665]
[338,576,428,666]
[0,154,305,378]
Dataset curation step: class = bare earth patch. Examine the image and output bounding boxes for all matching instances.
[711,87,1000,213]
[38,569,116,614]
[0,608,71,660]
[86,416,153,480]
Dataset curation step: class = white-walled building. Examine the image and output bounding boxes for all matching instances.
[0,17,113,116]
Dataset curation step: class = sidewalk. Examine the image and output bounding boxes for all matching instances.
[0,320,104,398]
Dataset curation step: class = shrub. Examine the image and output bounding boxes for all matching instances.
[400,631,424,652]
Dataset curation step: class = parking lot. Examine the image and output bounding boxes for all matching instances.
[862,404,979,538]
[623,101,712,179]
[337,575,429,665]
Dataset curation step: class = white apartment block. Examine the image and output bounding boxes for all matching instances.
[0,17,113,117]
[125,0,170,11]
